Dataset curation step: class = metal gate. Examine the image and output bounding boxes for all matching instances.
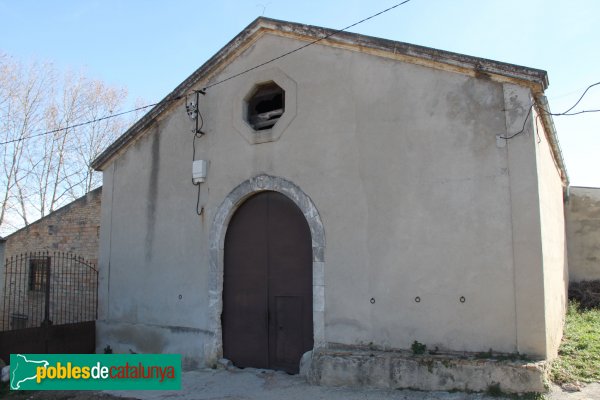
[0,251,98,359]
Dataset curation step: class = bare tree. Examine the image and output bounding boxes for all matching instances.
[0,55,51,230]
[69,77,128,197]
[0,54,131,236]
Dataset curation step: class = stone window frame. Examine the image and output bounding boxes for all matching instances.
[246,81,285,131]
[206,174,325,363]
[233,68,297,145]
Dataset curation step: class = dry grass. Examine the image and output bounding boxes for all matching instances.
[550,300,600,385]
[568,280,600,310]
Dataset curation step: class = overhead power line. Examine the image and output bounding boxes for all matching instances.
[202,0,414,91]
[0,101,172,146]
[499,81,600,140]
[553,108,600,116]
[554,81,600,115]
[1,1,414,147]
[3,2,599,147]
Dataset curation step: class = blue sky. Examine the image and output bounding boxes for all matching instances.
[1,0,598,186]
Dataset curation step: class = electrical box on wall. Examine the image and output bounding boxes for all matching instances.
[192,160,207,184]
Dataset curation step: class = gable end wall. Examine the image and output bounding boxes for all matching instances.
[96,33,565,366]
[3,188,102,265]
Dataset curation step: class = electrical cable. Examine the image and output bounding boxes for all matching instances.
[186,91,205,136]
[191,120,204,217]
[195,184,203,216]
[194,91,204,135]
[2,1,414,147]
[498,104,534,140]
[187,3,414,216]
[537,81,600,117]
[190,96,205,163]
[201,0,413,91]
[188,91,205,216]
[535,113,542,144]
[547,108,600,117]
[500,81,600,140]
[4,2,596,147]
[556,81,600,115]
[0,101,178,146]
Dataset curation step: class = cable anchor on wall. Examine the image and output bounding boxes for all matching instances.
[186,90,206,136]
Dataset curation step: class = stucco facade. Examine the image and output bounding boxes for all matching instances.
[93,18,568,374]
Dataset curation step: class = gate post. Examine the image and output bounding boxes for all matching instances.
[42,256,52,326]
[0,238,5,315]
[0,238,5,268]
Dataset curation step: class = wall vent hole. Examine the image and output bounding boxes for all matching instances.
[246,82,285,131]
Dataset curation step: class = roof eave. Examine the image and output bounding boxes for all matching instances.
[534,94,569,188]
[91,17,267,171]
[91,17,550,171]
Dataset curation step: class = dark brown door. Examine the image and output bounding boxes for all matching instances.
[223,191,313,373]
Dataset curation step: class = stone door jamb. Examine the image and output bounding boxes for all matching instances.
[206,174,325,363]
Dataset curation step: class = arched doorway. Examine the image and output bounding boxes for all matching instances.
[222,191,313,373]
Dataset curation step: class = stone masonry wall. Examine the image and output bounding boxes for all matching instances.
[3,187,102,265]
[0,188,101,331]
[566,186,600,282]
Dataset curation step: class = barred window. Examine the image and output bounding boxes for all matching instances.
[29,257,50,291]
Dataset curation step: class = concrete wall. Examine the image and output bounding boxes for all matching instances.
[501,86,567,359]
[566,187,600,282]
[4,187,102,265]
[533,110,568,358]
[97,33,566,365]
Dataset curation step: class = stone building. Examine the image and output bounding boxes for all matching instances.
[2,187,102,264]
[91,18,568,392]
[566,186,600,282]
[0,188,101,331]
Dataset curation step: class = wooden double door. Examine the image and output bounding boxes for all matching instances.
[223,191,313,374]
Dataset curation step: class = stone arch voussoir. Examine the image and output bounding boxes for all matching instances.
[206,174,325,365]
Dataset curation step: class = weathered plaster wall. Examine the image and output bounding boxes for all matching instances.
[97,33,564,365]
[503,84,546,358]
[500,86,567,359]
[533,110,568,359]
[566,187,600,282]
[97,126,210,369]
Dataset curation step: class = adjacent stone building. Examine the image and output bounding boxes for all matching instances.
[91,18,568,392]
[566,186,600,282]
[3,187,102,264]
[0,187,102,331]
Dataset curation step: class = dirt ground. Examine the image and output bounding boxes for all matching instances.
[3,392,135,400]
[3,368,600,400]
